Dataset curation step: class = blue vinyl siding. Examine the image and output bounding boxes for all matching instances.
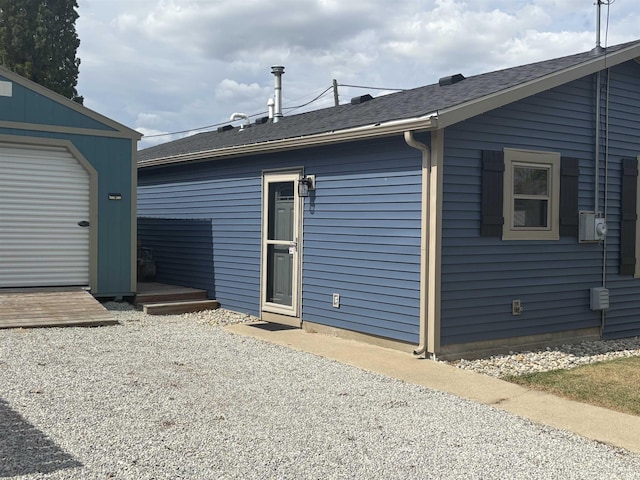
[300,139,422,343]
[138,159,262,315]
[138,137,423,342]
[138,217,215,295]
[440,60,640,345]
[592,62,640,339]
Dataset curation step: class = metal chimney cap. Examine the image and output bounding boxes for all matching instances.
[271,65,285,75]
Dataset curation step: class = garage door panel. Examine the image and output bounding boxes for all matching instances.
[0,144,90,288]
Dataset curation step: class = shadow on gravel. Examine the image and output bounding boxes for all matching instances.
[0,398,82,477]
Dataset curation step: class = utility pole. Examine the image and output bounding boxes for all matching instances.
[332,79,339,106]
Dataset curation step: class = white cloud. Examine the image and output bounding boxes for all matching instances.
[215,79,266,101]
[73,0,639,150]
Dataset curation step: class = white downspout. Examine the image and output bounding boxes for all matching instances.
[404,131,431,357]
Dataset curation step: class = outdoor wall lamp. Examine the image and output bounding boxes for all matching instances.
[298,175,316,197]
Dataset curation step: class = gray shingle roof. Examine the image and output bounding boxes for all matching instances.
[138,40,640,163]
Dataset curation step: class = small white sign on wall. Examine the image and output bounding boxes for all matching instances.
[0,81,12,97]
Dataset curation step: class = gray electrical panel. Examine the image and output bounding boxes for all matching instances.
[579,211,607,242]
[590,287,609,311]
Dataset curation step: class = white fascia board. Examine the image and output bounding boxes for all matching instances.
[138,114,438,168]
[437,45,640,128]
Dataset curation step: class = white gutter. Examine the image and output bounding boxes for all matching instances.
[404,131,431,358]
[139,114,438,168]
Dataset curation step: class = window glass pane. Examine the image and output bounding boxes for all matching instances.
[514,199,548,227]
[267,182,294,241]
[514,166,548,195]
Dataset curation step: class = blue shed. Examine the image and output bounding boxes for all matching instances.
[0,67,141,298]
[137,40,640,358]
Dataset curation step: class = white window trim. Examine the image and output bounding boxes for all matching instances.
[502,148,561,241]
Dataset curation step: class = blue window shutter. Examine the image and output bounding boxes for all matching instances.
[559,157,579,237]
[620,158,638,275]
[481,151,505,237]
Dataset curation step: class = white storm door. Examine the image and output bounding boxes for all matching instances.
[261,172,301,318]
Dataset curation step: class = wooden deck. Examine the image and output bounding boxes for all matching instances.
[0,288,116,329]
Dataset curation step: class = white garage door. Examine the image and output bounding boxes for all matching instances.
[0,144,90,287]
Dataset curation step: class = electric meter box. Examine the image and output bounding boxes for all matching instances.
[590,287,609,311]
[579,211,607,242]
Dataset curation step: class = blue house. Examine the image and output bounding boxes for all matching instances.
[137,40,640,358]
[0,67,141,298]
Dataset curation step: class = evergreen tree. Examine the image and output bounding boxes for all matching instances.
[0,0,83,104]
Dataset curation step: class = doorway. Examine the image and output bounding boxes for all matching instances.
[261,171,302,326]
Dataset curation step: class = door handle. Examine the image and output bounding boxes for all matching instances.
[78,221,90,227]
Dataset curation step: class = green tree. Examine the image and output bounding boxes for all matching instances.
[0,0,83,103]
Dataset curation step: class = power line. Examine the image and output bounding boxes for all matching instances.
[284,86,334,114]
[338,83,405,92]
[143,120,242,139]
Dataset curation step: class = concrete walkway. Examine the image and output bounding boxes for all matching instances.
[226,322,640,454]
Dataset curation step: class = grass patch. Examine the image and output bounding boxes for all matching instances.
[505,356,640,416]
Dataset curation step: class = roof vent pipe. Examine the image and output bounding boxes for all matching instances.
[271,65,285,123]
[267,98,275,120]
[594,0,604,53]
[230,112,250,130]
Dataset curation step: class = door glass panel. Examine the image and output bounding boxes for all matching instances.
[268,182,294,241]
[266,244,293,306]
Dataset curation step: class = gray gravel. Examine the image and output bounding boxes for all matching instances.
[446,337,640,378]
[1,303,640,479]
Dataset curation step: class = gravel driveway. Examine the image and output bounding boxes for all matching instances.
[1,305,639,479]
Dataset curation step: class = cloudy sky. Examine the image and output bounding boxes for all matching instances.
[74,0,639,149]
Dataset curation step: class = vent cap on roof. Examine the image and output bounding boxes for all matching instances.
[439,73,465,86]
[217,124,233,133]
[350,94,374,105]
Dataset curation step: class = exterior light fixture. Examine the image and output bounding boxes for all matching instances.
[298,175,316,197]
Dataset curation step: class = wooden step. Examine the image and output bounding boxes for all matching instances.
[135,290,207,304]
[142,299,220,315]
[134,282,208,305]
